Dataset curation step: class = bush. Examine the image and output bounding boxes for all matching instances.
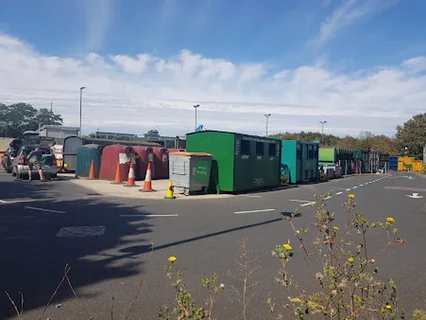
[161,193,412,319]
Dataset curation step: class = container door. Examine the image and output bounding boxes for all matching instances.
[63,136,83,172]
[296,143,302,182]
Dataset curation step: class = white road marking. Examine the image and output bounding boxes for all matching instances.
[119,214,179,217]
[234,209,275,214]
[0,198,40,204]
[25,206,65,214]
[353,186,358,189]
[359,184,364,187]
[336,192,343,195]
[240,195,262,198]
[300,202,316,207]
[290,199,312,203]
[346,188,351,191]
[0,200,8,204]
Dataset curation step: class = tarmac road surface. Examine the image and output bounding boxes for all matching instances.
[0,171,425,319]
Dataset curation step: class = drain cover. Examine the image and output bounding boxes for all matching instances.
[56,226,106,238]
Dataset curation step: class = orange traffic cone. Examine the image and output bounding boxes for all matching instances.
[139,163,155,192]
[123,162,138,187]
[88,159,96,180]
[110,163,122,184]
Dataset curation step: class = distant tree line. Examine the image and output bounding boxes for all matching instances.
[0,102,63,138]
[1,102,424,160]
[270,112,426,160]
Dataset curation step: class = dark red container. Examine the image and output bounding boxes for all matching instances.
[99,145,135,181]
[132,146,156,180]
[152,148,169,179]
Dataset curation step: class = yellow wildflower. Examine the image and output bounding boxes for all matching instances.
[168,256,177,263]
[347,257,354,264]
[387,217,395,224]
[333,226,339,232]
[386,304,392,310]
[283,244,292,251]
[290,297,302,303]
[348,194,355,199]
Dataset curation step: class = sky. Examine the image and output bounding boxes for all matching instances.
[0,0,426,137]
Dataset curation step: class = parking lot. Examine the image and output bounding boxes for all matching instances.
[1,170,426,319]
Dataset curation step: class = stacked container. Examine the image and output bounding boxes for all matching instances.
[281,140,319,183]
[133,146,156,180]
[388,156,398,171]
[186,130,281,193]
[75,144,103,178]
[99,145,135,181]
[152,148,169,179]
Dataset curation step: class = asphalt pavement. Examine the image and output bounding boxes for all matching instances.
[0,170,425,319]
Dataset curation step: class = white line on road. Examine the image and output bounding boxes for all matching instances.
[353,186,358,189]
[336,192,343,195]
[25,206,66,214]
[0,200,8,203]
[346,188,351,191]
[234,209,276,214]
[240,195,262,198]
[119,214,179,217]
[290,199,312,203]
[300,202,316,207]
[359,184,364,187]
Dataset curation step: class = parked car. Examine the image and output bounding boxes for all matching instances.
[12,138,57,180]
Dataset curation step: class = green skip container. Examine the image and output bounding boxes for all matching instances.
[186,130,282,193]
[169,152,213,196]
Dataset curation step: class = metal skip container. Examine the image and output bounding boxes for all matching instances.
[169,152,213,196]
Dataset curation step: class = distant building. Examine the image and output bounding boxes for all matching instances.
[39,125,80,143]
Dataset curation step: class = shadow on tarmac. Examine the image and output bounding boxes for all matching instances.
[0,176,153,319]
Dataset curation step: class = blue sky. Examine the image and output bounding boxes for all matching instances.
[0,0,426,136]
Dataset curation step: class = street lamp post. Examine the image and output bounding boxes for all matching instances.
[264,114,271,136]
[320,120,327,145]
[193,104,200,131]
[79,86,86,137]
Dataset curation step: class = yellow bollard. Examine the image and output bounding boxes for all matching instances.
[164,180,176,199]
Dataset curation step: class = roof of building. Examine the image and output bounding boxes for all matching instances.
[41,125,79,131]
[0,137,14,152]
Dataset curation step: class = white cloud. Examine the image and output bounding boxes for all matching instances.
[315,0,399,48]
[0,33,425,137]
[110,54,152,74]
[80,0,114,50]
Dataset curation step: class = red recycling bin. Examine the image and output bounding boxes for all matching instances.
[99,145,135,181]
[153,148,169,179]
[133,146,156,180]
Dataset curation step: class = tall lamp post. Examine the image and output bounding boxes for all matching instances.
[193,104,200,131]
[264,113,271,136]
[79,86,86,137]
[320,120,327,145]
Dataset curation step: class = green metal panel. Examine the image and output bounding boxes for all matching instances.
[233,133,281,192]
[185,131,235,192]
[281,140,297,183]
[282,140,319,183]
[75,144,103,178]
[186,131,281,193]
[319,147,336,164]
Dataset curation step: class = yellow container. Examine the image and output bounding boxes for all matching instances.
[413,160,424,172]
[398,156,414,171]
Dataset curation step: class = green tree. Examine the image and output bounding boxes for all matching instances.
[144,129,160,138]
[395,113,426,160]
[0,103,63,138]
